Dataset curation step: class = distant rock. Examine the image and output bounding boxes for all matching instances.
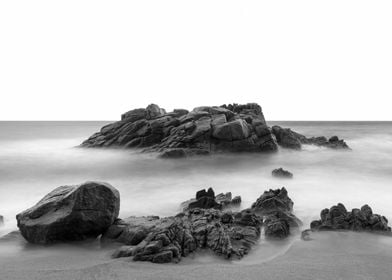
[0,215,4,227]
[272,168,293,179]
[81,103,279,157]
[271,125,349,150]
[16,181,120,244]
[308,203,391,233]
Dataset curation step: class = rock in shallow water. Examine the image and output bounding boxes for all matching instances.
[81,103,279,156]
[272,168,293,179]
[308,203,391,233]
[16,181,120,244]
[271,125,349,150]
[109,208,262,263]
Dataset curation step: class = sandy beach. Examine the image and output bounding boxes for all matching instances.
[1,230,391,280]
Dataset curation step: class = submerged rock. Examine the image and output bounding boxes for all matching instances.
[272,168,293,179]
[81,103,279,156]
[16,181,120,244]
[308,203,391,233]
[271,125,349,150]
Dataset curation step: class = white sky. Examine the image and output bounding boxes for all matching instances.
[0,1,391,121]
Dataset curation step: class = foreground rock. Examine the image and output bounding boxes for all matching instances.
[105,187,302,264]
[272,125,349,150]
[308,203,391,233]
[81,103,278,157]
[272,168,293,179]
[251,187,302,238]
[107,208,262,263]
[16,181,120,244]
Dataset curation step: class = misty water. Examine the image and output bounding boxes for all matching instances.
[1,121,392,262]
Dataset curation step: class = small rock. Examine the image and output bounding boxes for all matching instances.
[272,168,293,179]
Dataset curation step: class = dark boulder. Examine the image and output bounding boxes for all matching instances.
[308,203,391,233]
[272,168,293,179]
[16,181,120,244]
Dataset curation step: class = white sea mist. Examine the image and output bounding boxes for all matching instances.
[1,121,392,261]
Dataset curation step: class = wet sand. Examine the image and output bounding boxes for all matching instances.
[1,231,392,280]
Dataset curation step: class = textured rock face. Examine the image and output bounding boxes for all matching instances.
[309,203,391,233]
[81,103,278,156]
[180,188,242,211]
[272,168,293,179]
[251,187,302,238]
[16,182,120,244]
[109,208,262,263]
[271,125,349,150]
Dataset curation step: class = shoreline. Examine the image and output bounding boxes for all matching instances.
[1,231,392,280]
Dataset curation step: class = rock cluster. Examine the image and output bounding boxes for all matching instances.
[180,188,241,211]
[271,125,349,150]
[16,181,120,244]
[309,203,391,233]
[251,187,302,238]
[107,208,262,263]
[105,187,301,263]
[81,103,279,157]
[272,168,293,179]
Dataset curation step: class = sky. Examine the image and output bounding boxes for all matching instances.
[0,1,391,121]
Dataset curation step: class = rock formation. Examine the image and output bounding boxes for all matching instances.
[308,203,391,233]
[251,187,302,238]
[104,187,301,263]
[271,125,349,150]
[81,103,279,157]
[16,181,120,244]
[272,168,293,179]
[106,208,262,263]
[180,188,241,211]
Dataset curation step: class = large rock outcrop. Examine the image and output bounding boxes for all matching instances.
[16,181,120,244]
[271,125,349,150]
[81,103,278,157]
[309,203,391,233]
[107,208,262,263]
[105,187,301,263]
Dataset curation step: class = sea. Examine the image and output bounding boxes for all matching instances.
[1,120,392,246]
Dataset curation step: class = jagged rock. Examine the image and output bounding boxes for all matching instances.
[181,188,241,211]
[81,103,279,156]
[251,187,301,239]
[16,181,120,244]
[271,125,349,150]
[0,215,3,227]
[110,208,262,263]
[251,187,293,215]
[308,203,391,233]
[264,215,290,239]
[272,168,293,179]
[271,126,303,149]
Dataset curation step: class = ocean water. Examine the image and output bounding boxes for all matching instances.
[1,120,392,241]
